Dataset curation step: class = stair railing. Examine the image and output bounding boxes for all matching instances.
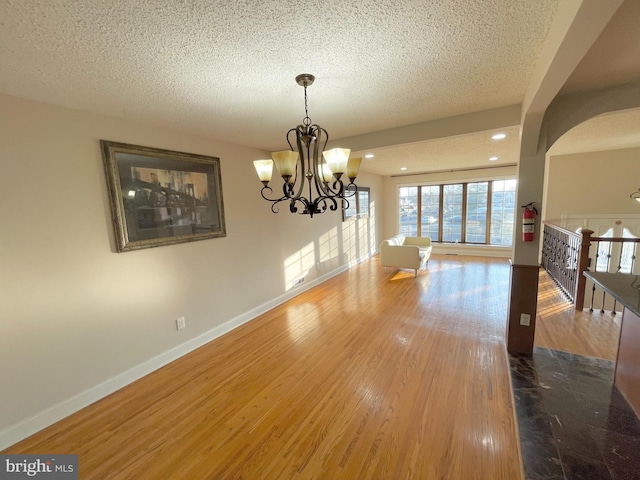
[541,223,592,308]
[541,222,640,312]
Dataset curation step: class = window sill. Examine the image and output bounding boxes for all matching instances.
[431,242,513,258]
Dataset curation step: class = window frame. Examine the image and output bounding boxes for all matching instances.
[397,178,516,246]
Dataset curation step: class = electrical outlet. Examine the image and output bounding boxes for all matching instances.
[520,313,531,326]
[176,316,186,330]
[293,277,305,287]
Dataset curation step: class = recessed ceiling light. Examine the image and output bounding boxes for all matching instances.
[491,133,506,140]
[400,167,407,171]
[364,153,374,158]
[489,156,498,161]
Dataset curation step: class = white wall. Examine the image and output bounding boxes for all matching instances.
[0,94,382,447]
[543,147,640,221]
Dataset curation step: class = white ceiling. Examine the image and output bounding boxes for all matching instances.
[0,0,638,177]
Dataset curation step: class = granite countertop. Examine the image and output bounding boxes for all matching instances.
[584,271,640,317]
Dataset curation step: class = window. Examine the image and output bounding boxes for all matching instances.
[397,179,516,246]
[443,184,463,243]
[399,186,418,236]
[596,227,638,273]
[465,182,488,243]
[620,228,638,274]
[343,186,370,220]
[490,180,516,246]
[420,185,440,241]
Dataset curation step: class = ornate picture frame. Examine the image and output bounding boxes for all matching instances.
[101,140,226,252]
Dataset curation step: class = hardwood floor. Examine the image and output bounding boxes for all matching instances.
[5,255,524,479]
[534,269,621,361]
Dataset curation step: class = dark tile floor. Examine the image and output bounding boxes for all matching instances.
[509,347,640,480]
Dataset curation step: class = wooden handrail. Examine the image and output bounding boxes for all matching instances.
[590,236,640,243]
[542,221,580,238]
[543,220,640,243]
[542,220,640,311]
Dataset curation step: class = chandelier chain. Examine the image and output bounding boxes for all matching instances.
[303,84,311,127]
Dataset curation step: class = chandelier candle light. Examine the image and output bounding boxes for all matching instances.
[253,74,361,217]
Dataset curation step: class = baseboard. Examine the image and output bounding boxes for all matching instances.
[0,264,350,451]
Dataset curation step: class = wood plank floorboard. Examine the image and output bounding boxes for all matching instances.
[534,269,621,361]
[4,254,524,479]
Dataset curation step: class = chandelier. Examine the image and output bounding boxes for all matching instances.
[253,74,361,217]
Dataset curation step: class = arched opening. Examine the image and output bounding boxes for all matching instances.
[535,106,640,360]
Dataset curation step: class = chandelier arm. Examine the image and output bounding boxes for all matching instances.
[319,176,346,198]
[259,185,281,202]
[336,175,359,197]
[315,195,338,213]
[312,126,334,197]
[293,127,310,200]
[312,125,325,163]
[288,197,314,216]
[337,184,357,212]
[271,196,304,214]
[286,128,296,152]
[339,195,351,210]
[305,197,325,217]
[258,187,291,214]
[334,179,359,197]
[319,181,340,197]
[260,185,319,215]
[321,126,329,150]
[311,137,326,198]
[282,128,305,201]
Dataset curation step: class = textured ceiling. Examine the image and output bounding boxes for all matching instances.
[3,0,636,178]
[0,0,560,156]
[548,108,640,156]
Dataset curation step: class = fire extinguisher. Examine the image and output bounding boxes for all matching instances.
[521,202,538,242]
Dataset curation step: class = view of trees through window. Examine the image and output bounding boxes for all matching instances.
[399,179,516,246]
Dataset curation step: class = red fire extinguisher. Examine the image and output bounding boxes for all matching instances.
[522,202,538,242]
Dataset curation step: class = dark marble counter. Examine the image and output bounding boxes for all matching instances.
[584,272,640,317]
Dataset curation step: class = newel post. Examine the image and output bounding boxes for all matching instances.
[574,229,594,310]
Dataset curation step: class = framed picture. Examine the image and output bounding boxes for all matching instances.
[101,140,226,252]
[343,186,370,221]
